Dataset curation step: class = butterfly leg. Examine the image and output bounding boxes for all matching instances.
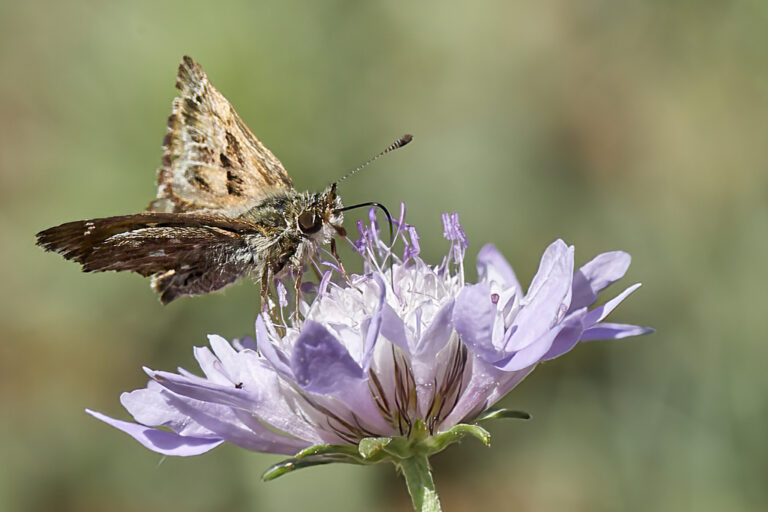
[260,267,271,312]
[330,238,349,281]
[293,269,303,320]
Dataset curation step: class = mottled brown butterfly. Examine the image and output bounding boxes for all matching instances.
[36,56,411,307]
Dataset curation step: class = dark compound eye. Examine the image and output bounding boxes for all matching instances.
[298,211,322,234]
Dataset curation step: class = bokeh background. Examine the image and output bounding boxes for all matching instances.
[2,1,766,511]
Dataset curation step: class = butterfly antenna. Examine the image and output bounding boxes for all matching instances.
[337,134,413,184]
[334,135,411,292]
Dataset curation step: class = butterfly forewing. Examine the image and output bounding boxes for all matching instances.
[151,56,294,214]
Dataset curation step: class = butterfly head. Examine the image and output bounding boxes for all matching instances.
[298,183,346,243]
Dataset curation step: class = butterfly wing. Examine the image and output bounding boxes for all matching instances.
[36,213,266,304]
[150,56,294,214]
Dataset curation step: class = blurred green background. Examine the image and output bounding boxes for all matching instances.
[2,1,766,510]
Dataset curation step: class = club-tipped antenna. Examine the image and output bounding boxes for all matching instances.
[337,134,413,184]
[337,202,395,245]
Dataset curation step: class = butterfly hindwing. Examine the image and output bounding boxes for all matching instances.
[36,213,263,303]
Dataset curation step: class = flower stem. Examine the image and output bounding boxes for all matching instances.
[397,455,442,512]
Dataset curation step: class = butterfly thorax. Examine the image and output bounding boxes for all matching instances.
[236,185,344,277]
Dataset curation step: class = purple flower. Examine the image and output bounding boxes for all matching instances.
[88,206,651,489]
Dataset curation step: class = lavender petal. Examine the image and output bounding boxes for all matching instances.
[570,251,631,310]
[86,409,223,456]
[158,391,311,454]
[583,283,642,326]
[540,309,589,361]
[291,321,364,394]
[580,322,655,341]
[504,240,574,352]
[454,282,503,362]
[380,303,410,352]
[255,315,293,378]
[120,384,215,437]
[145,368,266,412]
[498,310,587,371]
[477,244,522,292]
[414,298,455,357]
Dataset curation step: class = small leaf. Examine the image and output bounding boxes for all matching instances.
[475,408,531,422]
[293,443,360,459]
[262,444,365,481]
[358,437,392,460]
[262,454,351,481]
[429,423,491,453]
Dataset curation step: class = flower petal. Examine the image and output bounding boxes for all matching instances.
[291,321,364,394]
[414,298,455,357]
[477,244,521,292]
[255,315,292,378]
[540,309,589,361]
[146,368,265,412]
[499,309,587,371]
[438,355,498,427]
[505,240,574,352]
[120,384,213,437]
[233,336,257,351]
[158,391,311,454]
[583,283,642,326]
[570,251,631,310]
[192,346,229,384]
[580,322,654,341]
[361,274,387,370]
[86,409,223,456]
[208,334,240,372]
[380,303,410,352]
[454,282,503,362]
[484,364,537,408]
[440,356,534,427]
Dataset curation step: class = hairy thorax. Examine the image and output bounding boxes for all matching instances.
[238,188,344,278]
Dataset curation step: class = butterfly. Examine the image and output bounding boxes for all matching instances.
[36,56,411,307]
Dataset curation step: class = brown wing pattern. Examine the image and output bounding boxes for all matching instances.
[150,56,294,213]
[36,214,262,303]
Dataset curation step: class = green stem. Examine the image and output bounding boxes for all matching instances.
[397,455,442,512]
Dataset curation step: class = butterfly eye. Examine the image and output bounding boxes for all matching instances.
[298,211,322,234]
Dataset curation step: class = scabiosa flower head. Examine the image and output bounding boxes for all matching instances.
[88,205,651,510]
